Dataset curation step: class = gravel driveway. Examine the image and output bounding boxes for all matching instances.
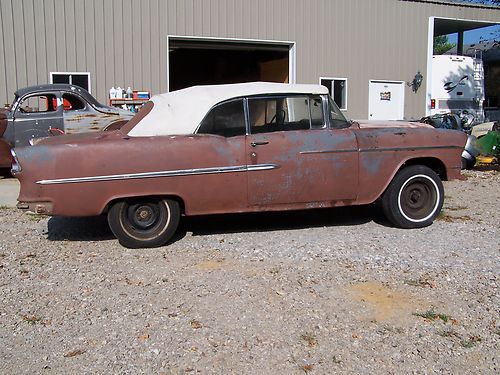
[0,169,498,374]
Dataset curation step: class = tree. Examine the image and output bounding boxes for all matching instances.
[434,35,456,55]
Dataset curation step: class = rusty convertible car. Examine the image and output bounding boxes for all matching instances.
[12,82,467,248]
[0,84,133,169]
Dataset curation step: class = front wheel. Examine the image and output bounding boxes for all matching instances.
[381,165,443,229]
[108,198,180,248]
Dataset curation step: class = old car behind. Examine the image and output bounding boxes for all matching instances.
[12,82,467,248]
[0,84,133,169]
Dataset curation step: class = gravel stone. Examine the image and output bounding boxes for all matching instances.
[0,169,498,374]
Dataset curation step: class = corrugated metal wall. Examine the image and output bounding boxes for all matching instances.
[0,0,498,119]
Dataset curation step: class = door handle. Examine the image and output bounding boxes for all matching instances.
[250,141,269,147]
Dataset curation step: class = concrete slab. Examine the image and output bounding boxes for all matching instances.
[0,177,19,207]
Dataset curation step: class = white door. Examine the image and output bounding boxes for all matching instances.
[368,80,405,120]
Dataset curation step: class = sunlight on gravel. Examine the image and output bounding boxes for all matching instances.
[0,169,498,374]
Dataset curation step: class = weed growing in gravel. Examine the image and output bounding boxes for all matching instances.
[460,335,482,348]
[26,213,48,222]
[0,205,8,209]
[300,364,314,373]
[437,329,459,338]
[436,211,472,222]
[21,314,42,324]
[300,332,317,347]
[413,309,451,322]
[446,205,468,211]
[404,275,435,288]
[332,355,342,364]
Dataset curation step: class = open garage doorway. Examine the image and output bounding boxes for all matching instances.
[167,36,295,92]
[426,17,499,118]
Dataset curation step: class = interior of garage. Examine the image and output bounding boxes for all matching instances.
[168,39,290,91]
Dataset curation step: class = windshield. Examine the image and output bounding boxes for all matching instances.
[328,96,349,128]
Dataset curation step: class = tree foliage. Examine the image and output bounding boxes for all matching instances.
[434,35,456,55]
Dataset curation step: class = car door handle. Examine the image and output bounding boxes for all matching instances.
[250,141,269,147]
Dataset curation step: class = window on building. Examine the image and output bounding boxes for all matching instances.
[50,72,91,93]
[320,78,347,111]
[197,99,246,137]
[248,95,323,134]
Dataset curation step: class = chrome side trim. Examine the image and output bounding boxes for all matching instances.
[300,148,358,155]
[359,145,463,152]
[36,163,278,185]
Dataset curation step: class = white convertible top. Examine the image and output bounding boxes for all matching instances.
[127,82,329,136]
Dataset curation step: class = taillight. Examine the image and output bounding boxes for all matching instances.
[10,149,22,174]
[431,99,436,109]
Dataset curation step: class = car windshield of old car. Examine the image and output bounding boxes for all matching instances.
[197,99,246,137]
[328,96,349,129]
[18,94,58,113]
[248,95,323,133]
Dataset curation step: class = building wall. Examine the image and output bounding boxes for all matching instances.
[0,0,498,120]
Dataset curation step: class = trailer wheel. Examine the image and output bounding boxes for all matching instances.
[108,197,180,248]
[382,165,443,229]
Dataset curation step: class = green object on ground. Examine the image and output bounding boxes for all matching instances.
[477,131,500,156]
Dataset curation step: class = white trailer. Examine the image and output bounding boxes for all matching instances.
[429,54,484,124]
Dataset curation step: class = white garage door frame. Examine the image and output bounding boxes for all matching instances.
[166,35,296,92]
[368,80,405,120]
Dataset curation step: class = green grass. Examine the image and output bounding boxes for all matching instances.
[413,309,451,323]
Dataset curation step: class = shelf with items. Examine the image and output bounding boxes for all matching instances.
[108,88,151,113]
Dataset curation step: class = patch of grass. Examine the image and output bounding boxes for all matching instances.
[460,335,481,348]
[332,355,342,364]
[26,213,49,222]
[413,309,451,323]
[0,205,8,210]
[300,332,317,347]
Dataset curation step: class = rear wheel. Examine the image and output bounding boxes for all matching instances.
[108,198,180,248]
[382,165,443,228]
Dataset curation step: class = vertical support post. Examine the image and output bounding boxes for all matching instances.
[457,31,464,55]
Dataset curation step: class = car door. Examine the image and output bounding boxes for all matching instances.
[246,94,359,207]
[12,92,64,147]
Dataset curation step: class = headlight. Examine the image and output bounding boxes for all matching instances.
[10,149,22,174]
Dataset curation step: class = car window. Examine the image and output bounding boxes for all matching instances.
[18,94,58,113]
[328,96,349,129]
[310,96,324,129]
[248,95,323,134]
[197,99,246,137]
[62,93,85,111]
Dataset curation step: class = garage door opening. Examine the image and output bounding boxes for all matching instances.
[168,37,294,92]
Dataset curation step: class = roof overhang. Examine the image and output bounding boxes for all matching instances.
[434,18,498,36]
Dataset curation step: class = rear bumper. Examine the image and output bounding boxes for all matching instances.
[17,201,54,215]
